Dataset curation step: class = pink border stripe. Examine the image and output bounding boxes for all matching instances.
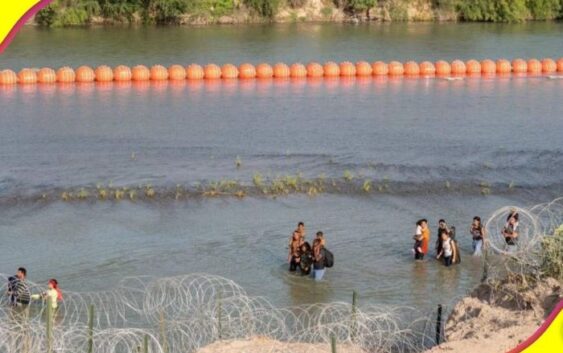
[0,0,53,54]
[506,299,563,353]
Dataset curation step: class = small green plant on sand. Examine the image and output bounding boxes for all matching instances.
[343,170,354,182]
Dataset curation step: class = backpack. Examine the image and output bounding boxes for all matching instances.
[323,248,334,268]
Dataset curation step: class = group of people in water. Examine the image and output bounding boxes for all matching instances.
[287,222,333,280]
[413,210,520,266]
[5,267,63,311]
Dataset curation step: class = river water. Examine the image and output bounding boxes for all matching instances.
[0,23,562,311]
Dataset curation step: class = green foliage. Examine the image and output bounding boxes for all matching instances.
[540,224,563,281]
[526,0,562,19]
[458,0,529,22]
[244,0,280,18]
[36,5,58,26]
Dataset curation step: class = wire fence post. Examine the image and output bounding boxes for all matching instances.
[143,334,149,353]
[481,247,489,283]
[159,311,168,353]
[216,290,223,340]
[351,290,358,341]
[435,304,443,345]
[87,304,94,353]
[46,299,53,353]
[331,334,337,353]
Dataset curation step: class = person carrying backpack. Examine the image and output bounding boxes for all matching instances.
[312,231,334,281]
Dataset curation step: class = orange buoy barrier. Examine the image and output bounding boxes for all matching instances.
[239,63,256,79]
[466,60,481,75]
[339,61,356,77]
[372,61,388,76]
[527,59,542,74]
[204,64,221,79]
[512,59,527,74]
[132,65,150,81]
[56,67,76,83]
[0,69,18,85]
[290,63,307,78]
[481,59,496,75]
[323,62,340,77]
[168,65,186,80]
[496,59,511,74]
[221,64,239,79]
[37,68,56,83]
[419,61,435,76]
[4,58,561,87]
[404,61,420,76]
[112,65,130,82]
[451,60,466,75]
[273,63,290,78]
[18,68,37,84]
[150,65,169,80]
[356,61,372,76]
[306,62,324,78]
[541,58,556,73]
[186,64,204,80]
[256,63,273,78]
[388,61,404,76]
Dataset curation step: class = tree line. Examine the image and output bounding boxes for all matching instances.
[35,0,563,27]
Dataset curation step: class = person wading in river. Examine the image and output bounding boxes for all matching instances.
[288,231,302,272]
[470,216,486,256]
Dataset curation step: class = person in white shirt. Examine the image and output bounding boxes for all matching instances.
[436,230,456,267]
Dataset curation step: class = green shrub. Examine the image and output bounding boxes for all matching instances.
[526,0,562,19]
[55,7,91,26]
[36,5,58,26]
[459,0,529,22]
[540,224,563,281]
[244,0,280,18]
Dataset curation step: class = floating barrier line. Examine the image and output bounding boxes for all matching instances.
[1,58,562,84]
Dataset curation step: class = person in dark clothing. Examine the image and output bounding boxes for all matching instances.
[288,231,301,272]
[299,242,313,275]
[8,268,31,307]
[312,238,326,281]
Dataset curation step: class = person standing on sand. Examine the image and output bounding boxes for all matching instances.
[470,216,486,256]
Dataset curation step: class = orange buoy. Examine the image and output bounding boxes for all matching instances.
[37,68,56,83]
[527,59,542,74]
[112,65,130,82]
[132,65,150,81]
[372,61,389,76]
[168,65,186,80]
[419,61,435,76]
[306,62,324,78]
[273,63,290,78]
[355,61,372,76]
[404,61,420,76]
[0,70,18,85]
[465,60,481,75]
[496,59,511,74]
[239,63,256,79]
[186,64,204,80]
[150,65,169,80]
[323,62,340,77]
[511,59,527,74]
[541,58,556,73]
[221,64,239,79]
[388,61,404,76]
[557,58,563,72]
[56,67,76,83]
[17,68,37,84]
[481,59,496,75]
[339,61,356,76]
[203,64,221,79]
[94,65,114,82]
[435,60,451,76]
[451,60,466,75]
[290,63,307,78]
[75,66,95,83]
[256,63,273,78]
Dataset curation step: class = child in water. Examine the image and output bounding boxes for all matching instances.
[436,230,456,267]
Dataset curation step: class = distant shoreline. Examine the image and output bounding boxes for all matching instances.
[30,0,563,28]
